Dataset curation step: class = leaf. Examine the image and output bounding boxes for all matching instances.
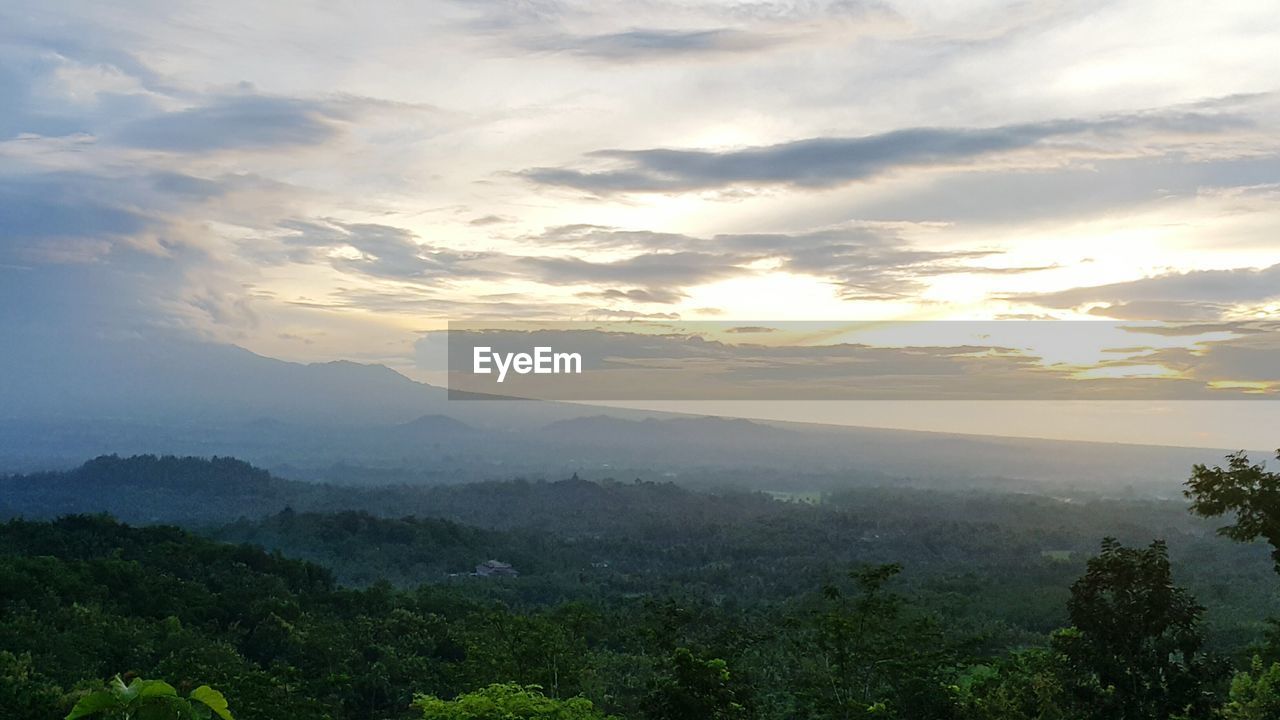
[136,680,179,699]
[189,686,234,720]
[118,677,141,703]
[137,698,194,720]
[66,690,119,720]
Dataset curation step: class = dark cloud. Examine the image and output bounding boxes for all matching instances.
[519,109,1250,194]
[841,154,1280,226]
[279,220,502,281]
[469,214,511,226]
[1085,301,1231,321]
[524,224,704,251]
[0,173,150,257]
[577,288,688,304]
[1119,321,1276,337]
[525,28,787,61]
[1125,328,1280,386]
[0,161,297,350]
[147,172,230,199]
[1016,264,1280,319]
[581,308,681,320]
[769,236,993,300]
[114,94,346,152]
[517,251,748,287]
[528,223,1048,300]
[280,220,749,297]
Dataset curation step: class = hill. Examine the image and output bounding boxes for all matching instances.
[0,336,1252,495]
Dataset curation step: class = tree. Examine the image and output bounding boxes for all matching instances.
[954,650,1069,720]
[1053,538,1225,720]
[66,675,233,720]
[414,684,614,720]
[1220,657,1280,720]
[1185,450,1280,573]
[0,650,64,720]
[795,564,957,719]
[647,647,744,720]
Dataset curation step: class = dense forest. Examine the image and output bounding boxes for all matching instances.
[2,452,1280,719]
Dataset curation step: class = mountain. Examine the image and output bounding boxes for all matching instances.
[394,414,477,434]
[0,336,434,425]
[538,415,784,447]
[0,335,1254,494]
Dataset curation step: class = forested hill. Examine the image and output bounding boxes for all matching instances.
[3,511,1279,720]
[4,455,1275,647]
[0,454,291,524]
[0,453,792,528]
[4,453,1280,718]
[0,515,468,720]
[212,510,584,588]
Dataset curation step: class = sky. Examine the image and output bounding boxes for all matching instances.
[3,0,1280,445]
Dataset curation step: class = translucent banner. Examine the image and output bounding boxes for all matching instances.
[434,320,1280,401]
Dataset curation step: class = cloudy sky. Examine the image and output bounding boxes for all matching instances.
[3,0,1280,443]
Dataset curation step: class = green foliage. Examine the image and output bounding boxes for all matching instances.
[953,650,1070,720]
[1220,657,1280,720]
[1186,450,1280,574]
[0,650,65,720]
[792,564,959,719]
[1053,538,1226,720]
[414,683,613,720]
[647,648,744,720]
[6,451,1280,720]
[65,675,232,720]
[213,510,571,586]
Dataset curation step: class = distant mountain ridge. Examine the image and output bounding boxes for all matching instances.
[539,415,785,446]
[0,335,1255,493]
[0,336,435,425]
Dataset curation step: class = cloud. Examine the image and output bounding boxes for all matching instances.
[519,107,1254,194]
[1,0,1276,402]
[577,288,688,304]
[516,251,748,287]
[433,322,1280,400]
[0,160,305,348]
[527,223,1049,300]
[113,94,347,152]
[303,287,595,320]
[463,0,896,59]
[1085,301,1231,321]
[299,216,1037,309]
[840,154,1280,226]
[0,172,150,260]
[523,224,702,251]
[469,214,511,226]
[0,28,172,140]
[189,288,260,329]
[1016,263,1280,319]
[523,27,789,61]
[779,241,992,299]
[1121,327,1280,387]
[279,220,493,281]
[280,219,753,297]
